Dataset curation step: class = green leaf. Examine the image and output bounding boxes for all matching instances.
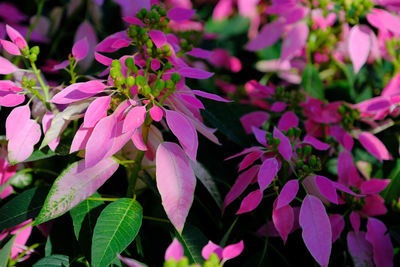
[32,254,69,267]
[205,16,249,39]
[91,198,143,267]
[176,225,208,264]
[0,235,16,267]
[301,65,324,100]
[382,159,400,203]
[21,149,57,163]
[0,187,48,232]
[70,192,105,261]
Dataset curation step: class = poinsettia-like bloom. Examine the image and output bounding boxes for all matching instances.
[0,220,33,262]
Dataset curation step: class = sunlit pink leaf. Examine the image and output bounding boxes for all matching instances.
[70,124,93,153]
[123,106,147,133]
[315,175,339,204]
[72,37,89,61]
[0,39,20,55]
[299,195,332,267]
[222,240,244,262]
[348,25,371,74]
[156,142,196,233]
[360,179,390,194]
[167,7,196,22]
[278,111,299,132]
[150,105,163,122]
[303,135,330,150]
[358,132,390,162]
[236,189,263,214]
[258,158,279,191]
[246,18,285,51]
[83,96,110,128]
[238,150,263,171]
[149,30,167,48]
[77,80,106,94]
[273,127,292,161]
[132,128,147,151]
[329,214,344,243]
[273,202,294,243]
[212,0,233,20]
[365,218,394,267]
[202,241,223,260]
[276,180,299,209]
[177,67,214,79]
[6,25,27,49]
[164,238,184,261]
[347,231,374,267]
[281,22,309,61]
[0,56,17,74]
[50,82,95,104]
[166,110,198,161]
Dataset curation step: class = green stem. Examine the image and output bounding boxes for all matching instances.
[30,61,50,101]
[27,0,45,41]
[143,216,170,223]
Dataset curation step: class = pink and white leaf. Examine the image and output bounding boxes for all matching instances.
[156,142,196,233]
[299,195,332,267]
[83,96,110,128]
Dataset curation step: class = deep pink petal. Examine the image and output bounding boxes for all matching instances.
[131,128,147,151]
[238,150,263,172]
[360,179,390,194]
[273,127,292,161]
[165,238,184,261]
[202,241,223,260]
[222,240,244,262]
[72,37,89,61]
[365,218,394,267]
[278,111,299,132]
[329,214,344,243]
[6,25,27,49]
[149,30,167,48]
[276,180,299,209]
[83,96,110,128]
[191,90,231,102]
[361,195,387,217]
[303,135,330,150]
[246,18,285,51]
[358,132,390,162]
[0,39,20,55]
[77,80,106,94]
[348,25,371,74]
[167,7,196,22]
[123,106,147,133]
[315,175,339,204]
[150,105,163,122]
[273,203,294,243]
[240,111,270,134]
[257,158,279,191]
[236,189,263,214]
[350,212,360,234]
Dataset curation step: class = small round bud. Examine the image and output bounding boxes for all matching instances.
[166,79,175,90]
[146,39,153,48]
[125,57,135,69]
[28,54,37,62]
[273,138,281,146]
[303,145,312,156]
[30,46,40,55]
[163,259,177,267]
[111,59,122,69]
[143,85,151,95]
[22,76,28,87]
[177,257,189,267]
[110,67,121,79]
[136,75,147,87]
[171,73,181,84]
[126,76,135,88]
[309,155,317,168]
[153,79,165,92]
[29,79,37,87]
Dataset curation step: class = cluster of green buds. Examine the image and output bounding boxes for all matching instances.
[338,0,374,24]
[136,5,169,30]
[343,186,365,211]
[295,145,322,178]
[163,253,223,267]
[338,103,360,131]
[272,86,305,112]
[21,75,37,89]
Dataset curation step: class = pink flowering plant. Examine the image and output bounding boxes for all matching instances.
[0,0,399,266]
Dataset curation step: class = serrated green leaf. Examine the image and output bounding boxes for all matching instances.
[176,225,208,264]
[70,192,105,261]
[301,65,324,100]
[32,254,69,267]
[382,159,400,203]
[0,187,48,232]
[0,235,16,267]
[91,198,143,267]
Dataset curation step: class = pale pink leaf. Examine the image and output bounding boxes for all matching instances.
[273,127,292,161]
[164,238,184,261]
[6,25,27,49]
[223,165,259,209]
[149,30,167,48]
[166,110,198,161]
[246,18,285,51]
[149,106,163,122]
[35,157,119,224]
[358,132,390,161]
[6,105,30,140]
[303,135,330,150]
[131,128,147,151]
[238,150,263,171]
[74,21,98,71]
[95,52,113,66]
[0,39,20,55]
[117,254,147,267]
[281,22,309,61]
[272,203,294,243]
[191,90,231,102]
[315,175,339,204]
[348,25,371,74]
[347,231,374,267]
[222,240,244,262]
[70,125,93,153]
[186,48,212,59]
[0,56,17,74]
[236,189,263,214]
[299,195,332,267]
[123,106,147,133]
[72,37,89,61]
[276,179,299,209]
[177,67,214,79]
[156,142,196,233]
[240,111,270,134]
[83,96,110,128]
[329,214,344,243]
[202,241,223,260]
[257,158,279,191]
[77,80,106,94]
[360,179,390,195]
[85,115,117,168]
[50,82,95,104]
[278,111,299,132]
[365,218,394,267]
[167,8,196,22]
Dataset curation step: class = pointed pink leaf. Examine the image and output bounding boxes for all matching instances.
[365,218,394,267]
[132,128,147,151]
[72,37,89,61]
[238,150,263,172]
[156,142,196,233]
[225,147,263,161]
[361,195,387,217]
[186,48,212,59]
[299,195,332,267]
[333,182,363,197]
[348,25,371,74]
[149,30,167,48]
[191,90,231,102]
[303,135,330,150]
[202,241,223,260]
[177,67,214,79]
[74,21,98,71]
[281,22,309,61]
[329,214,344,243]
[360,179,390,195]
[347,231,374,267]
[315,175,339,204]
[350,212,360,234]
[0,56,17,74]
[257,158,279,191]
[95,52,113,66]
[278,111,299,132]
[165,238,184,261]
[358,132,390,162]
[50,82,96,104]
[166,110,198,161]
[6,105,30,140]
[236,189,263,214]
[246,18,285,51]
[70,124,94,153]
[149,105,163,122]
[167,7,196,22]
[36,157,119,223]
[85,115,116,168]
[123,106,147,133]
[276,180,299,209]
[0,39,20,55]
[252,127,267,146]
[117,254,147,267]
[273,127,292,161]
[367,8,400,35]
[6,25,27,49]
[273,203,294,243]
[83,96,110,128]
[223,165,259,209]
[240,111,270,134]
[0,92,25,107]
[77,80,106,94]
[53,60,69,70]
[222,240,244,262]
[270,101,287,112]
[105,120,136,158]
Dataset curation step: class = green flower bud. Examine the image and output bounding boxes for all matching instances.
[136,75,147,87]
[287,128,295,137]
[154,79,165,92]
[171,73,181,84]
[139,8,148,18]
[166,79,175,90]
[309,155,317,168]
[29,79,37,87]
[203,261,214,267]
[208,253,220,265]
[296,147,303,156]
[126,76,135,88]
[28,54,37,62]
[125,57,135,69]
[303,145,312,156]
[177,257,189,267]
[164,259,177,267]
[273,138,281,146]
[22,76,28,87]
[30,46,40,56]
[143,85,152,95]
[110,67,121,79]
[111,59,122,69]
[146,39,154,48]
